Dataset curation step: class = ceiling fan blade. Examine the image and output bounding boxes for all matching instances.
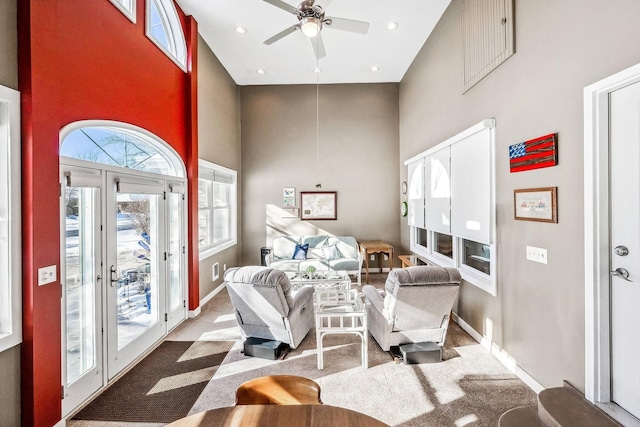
[311,33,326,59]
[262,0,299,15]
[263,25,300,45]
[324,16,370,34]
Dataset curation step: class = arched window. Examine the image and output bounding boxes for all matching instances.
[60,122,185,178]
[146,0,187,71]
[110,0,136,23]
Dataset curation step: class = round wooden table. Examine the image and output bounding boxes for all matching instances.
[165,404,390,426]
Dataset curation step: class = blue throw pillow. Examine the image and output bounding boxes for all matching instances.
[292,243,309,260]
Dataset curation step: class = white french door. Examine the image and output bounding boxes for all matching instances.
[106,172,166,378]
[609,81,640,420]
[166,181,187,330]
[61,164,187,415]
[61,166,103,415]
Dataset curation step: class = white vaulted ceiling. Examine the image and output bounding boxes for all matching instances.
[176,0,451,85]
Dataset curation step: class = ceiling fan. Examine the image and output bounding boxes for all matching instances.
[262,0,370,59]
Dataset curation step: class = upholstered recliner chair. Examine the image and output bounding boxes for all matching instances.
[362,265,461,351]
[224,266,314,349]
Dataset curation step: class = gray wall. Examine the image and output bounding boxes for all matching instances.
[197,35,241,299]
[240,83,400,266]
[0,0,17,90]
[399,0,640,390]
[0,1,20,425]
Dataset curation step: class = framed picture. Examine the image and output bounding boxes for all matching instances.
[514,187,558,223]
[283,197,295,207]
[283,187,295,197]
[300,191,337,220]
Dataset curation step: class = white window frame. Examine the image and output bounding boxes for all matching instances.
[198,159,237,260]
[0,84,21,352]
[110,0,136,23]
[145,0,187,72]
[406,119,496,296]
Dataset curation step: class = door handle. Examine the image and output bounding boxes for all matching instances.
[611,267,633,282]
[110,265,118,287]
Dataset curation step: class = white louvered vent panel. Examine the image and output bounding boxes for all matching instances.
[462,0,514,92]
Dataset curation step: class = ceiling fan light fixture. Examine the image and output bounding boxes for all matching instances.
[300,17,321,37]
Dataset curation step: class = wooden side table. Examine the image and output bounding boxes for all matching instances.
[359,240,394,284]
[398,254,432,268]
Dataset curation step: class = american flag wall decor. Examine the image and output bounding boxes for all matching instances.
[509,133,558,173]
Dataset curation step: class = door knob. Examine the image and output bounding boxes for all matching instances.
[614,246,629,256]
[611,267,633,282]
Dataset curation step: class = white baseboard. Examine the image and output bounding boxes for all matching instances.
[189,283,226,318]
[452,313,545,394]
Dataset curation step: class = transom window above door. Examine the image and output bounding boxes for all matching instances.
[60,123,184,177]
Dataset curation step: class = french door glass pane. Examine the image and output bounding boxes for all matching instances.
[65,187,97,384]
[169,193,182,312]
[115,193,158,350]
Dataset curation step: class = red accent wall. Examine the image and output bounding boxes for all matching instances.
[17,1,198,425]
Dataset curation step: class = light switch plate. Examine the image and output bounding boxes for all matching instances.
[526,246,547,264]
[38,265,57,286]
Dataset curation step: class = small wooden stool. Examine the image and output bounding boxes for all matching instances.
[235,375,322,405]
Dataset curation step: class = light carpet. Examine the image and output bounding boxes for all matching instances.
[69,273,537,427]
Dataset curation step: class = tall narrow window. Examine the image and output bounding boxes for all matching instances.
[110,0,136,23]
[0,85,21,353]
[146,0,187,71]
[198,160,237,259]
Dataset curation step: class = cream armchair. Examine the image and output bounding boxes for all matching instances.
[224,266,314,349]
[362,265,461,351]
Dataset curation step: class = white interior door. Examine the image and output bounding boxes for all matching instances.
[106,172,166,379]
[61,167,103,416]
[610,80,640,420]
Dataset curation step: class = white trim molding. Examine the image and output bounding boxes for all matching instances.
[584,61,640,426]
[453,313,544,394]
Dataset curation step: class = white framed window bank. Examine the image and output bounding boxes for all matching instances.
[0,84,22,352]
[405,119,496,296]
[198,159,237,260]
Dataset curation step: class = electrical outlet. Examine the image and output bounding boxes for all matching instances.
[526,246,548,264]
[38,265,57,286]
[370,255,375,261]
[223,264,227,271]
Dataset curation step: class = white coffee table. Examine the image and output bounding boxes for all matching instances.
[314,289,367,370]
[285,270,351,293]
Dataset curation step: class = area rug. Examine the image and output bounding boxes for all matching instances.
[73,340,234,423]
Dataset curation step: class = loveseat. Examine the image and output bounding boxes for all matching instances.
[266,235,364,285]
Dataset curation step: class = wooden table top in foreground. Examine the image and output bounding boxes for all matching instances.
[165,404,390,427]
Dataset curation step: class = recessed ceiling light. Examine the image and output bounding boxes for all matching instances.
[256,69,265,74]
[314,68,322,73]
[371,66,380,72]
[235,26,247,34]
[386,21,399,31]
